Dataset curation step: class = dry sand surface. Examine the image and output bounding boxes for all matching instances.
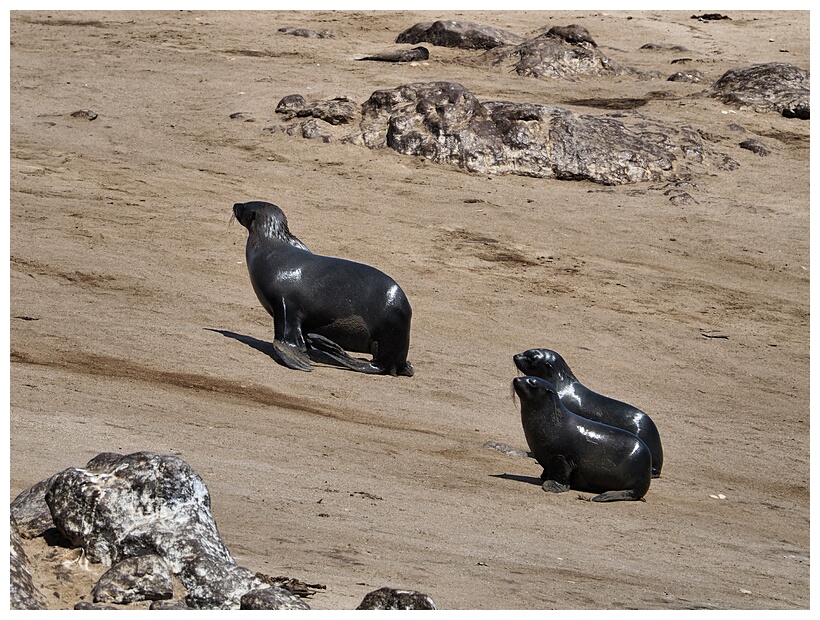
[7,9,810,610]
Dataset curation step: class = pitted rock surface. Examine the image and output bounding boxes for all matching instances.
[274,95,358,126]
[43,451,265,609]
[396,20,525,50]
[710,62,809,119]
[10,520,49,610]
[10,474,59,539]
[240,586,312,609]
[92,554,174,604]
[356,587,437,610]
[480,34,627,80]
[354,81,735,184]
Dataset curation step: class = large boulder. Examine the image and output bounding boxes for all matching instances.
[710,62,809,119]
[396,20,525,50]
[479,26,627,80]
[40,451,272,609]
[356,81,735,184]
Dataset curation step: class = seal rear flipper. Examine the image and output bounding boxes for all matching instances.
[590,489,646,502]
[272,340,313,372]
[304,333,384,374]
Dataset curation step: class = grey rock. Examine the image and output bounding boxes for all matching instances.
[70,109,98,120]
[357,46,429,62]
[92,554,174,604]
[278,27,334,39]
[74,601,120,610]
[543,24,597,47]
[10,474,58,539]
[668,69,703,83]
[10,519,49,609]
[396,20,525,50]
[240,586,312,609]
[43,451,264,609]
[150,599,193,610]
[357,587,437,610]
[183,554,263,609]
[711,62,809,119]
[275,95,358,125]
[739,138,771,156]
[480,35,626,80]
[357,81,734,185]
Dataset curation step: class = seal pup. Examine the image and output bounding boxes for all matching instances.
[512,376,651,502]
[514,348,663,477]
[355,46,429,62]
[233,201,413,376]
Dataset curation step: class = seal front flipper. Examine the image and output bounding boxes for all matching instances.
[305,333,384,374]
[272,340,313,372]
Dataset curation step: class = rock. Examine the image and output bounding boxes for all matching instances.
[150,599,193,610]
[74,601,120,610]
[43,451,265,609]
[70,109,98,120]
[356,46,429,63]
[543,24,596,47]
[396,20,525,50]
[739,138,771,156]
[479,35,626,80]
[357,81,734,184]
[692,13,731,21]
[10,474,58,539]
[240,586,312,609]
[711,63,809,119]
[92,554,174,604]
[274,95,358,125]
[278,27,334,39]
[668,69,703,83]
[356,587,437,610]
[10,519,49,609]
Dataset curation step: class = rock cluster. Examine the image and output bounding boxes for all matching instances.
[271,81,734,185]
[10,451,435,610]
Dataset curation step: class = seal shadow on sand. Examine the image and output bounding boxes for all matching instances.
[490,473,543,487]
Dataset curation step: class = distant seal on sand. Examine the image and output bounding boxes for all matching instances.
[512,376,652,502]
[232,201,413,376]
[356,46,429,62]
[514,348,663,477]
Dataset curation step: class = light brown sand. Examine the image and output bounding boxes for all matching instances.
[8,10,809,610]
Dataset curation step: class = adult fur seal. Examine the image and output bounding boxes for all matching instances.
[512,376,651,502]
[514,348,663,477]
[355,46,429,62]
[232,201,413,376]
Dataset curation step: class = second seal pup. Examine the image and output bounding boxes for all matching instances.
[513,348,663,477]
[233,201,413,376]
[512,376,652,502]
